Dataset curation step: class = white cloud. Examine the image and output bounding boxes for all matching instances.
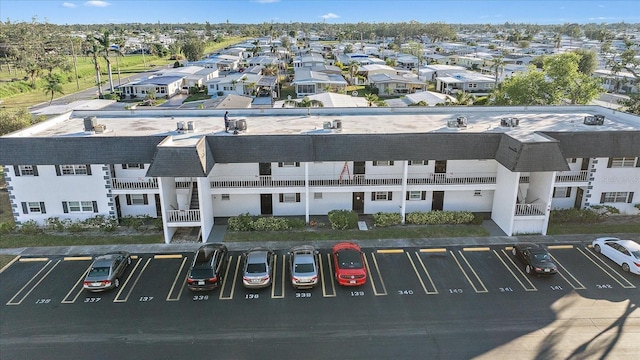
[62,2,76,8]
[84,1,110,7]
[321,13,339,20]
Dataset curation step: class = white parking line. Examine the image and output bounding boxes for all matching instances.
[577,247,636,289]
[7,260,60,305]
[166,256,189,301]
[407,252,438,294]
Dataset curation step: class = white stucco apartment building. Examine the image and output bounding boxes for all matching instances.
[1,106,639,243]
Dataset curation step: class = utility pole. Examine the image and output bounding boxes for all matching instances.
[70,37,80,90]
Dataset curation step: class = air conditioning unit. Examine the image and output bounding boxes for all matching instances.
[500,117,519,127]
[84,116,98,132]
[176,121,186,131]
[584,115,604,125]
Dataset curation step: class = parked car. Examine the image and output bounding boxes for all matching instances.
[332,242,367,286]
[592,237,640,274]
[187,244,228,291]
[242,247,275,289]
[511,243,557,275]
[83,252,131,292]
[288,245,319,289]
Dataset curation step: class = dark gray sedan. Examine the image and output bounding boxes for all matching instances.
[83,252,131,291]
[512,243,557,275]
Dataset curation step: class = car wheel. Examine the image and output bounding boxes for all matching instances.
[594,244,601,253]
[114,278,120,288]
[525,265,532,274]
[512,247,517,256]
[622,263,630,272]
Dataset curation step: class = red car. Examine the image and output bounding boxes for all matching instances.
[332,242,367,286]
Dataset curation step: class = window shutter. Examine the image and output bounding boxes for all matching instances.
[371,193,376,201]
[600,193,606,204]
[13,165,20,177]
[143,194,148,205]
[122,164,128,169]
[607,158,613,168]
[62,201,68,213]
[21,202,28,214]
[32,165,38,176]
[406,192,410,201]
[40,202,46,214]
[552,188,557,197]
[295,162,300,167]
[388,192,393,200]
[140,164,145,169]
[92,201,98,213]
[279,194,284,202]
[636,158,640,167]
[628,192,634,203]
[86,165,92,175]
[126,194,132,205]
[565,187,571,197]
[278,162,283,167]
[389,161,394,166]
[421,191,427,200]
[295,193,300,202]
[55,165,61,176]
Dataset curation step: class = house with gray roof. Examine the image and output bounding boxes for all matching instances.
[1,106,639,243]
[290,68,348,97]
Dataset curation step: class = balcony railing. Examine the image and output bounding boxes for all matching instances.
[166,209,201,223]
[514,203,546,216]
[112,177,158,190]
[556,170,588,183]
[210,173,497,189]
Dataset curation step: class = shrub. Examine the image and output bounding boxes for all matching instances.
[227,213,255,231]
[287,218,306,229]
[0,222,16,235]
[20,220,42,235]
[373,212,402,227]
[44,217,71,232]
[406,211,474,225]
[251,217,291,231]
[471,213,485,225]
[549,208,604,224]
[328,209,358,230]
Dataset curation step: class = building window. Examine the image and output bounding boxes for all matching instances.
[279,193,301,203]
[608,157,637,168]
[373,161,394,166]
[483,83,494,89]
[408,160,428,166]
[314,192,323,199]
[122,164,144,169]
[600,192,634,203]
[14,165,38,176]
[372,192,393,201]
[568,158,577,163]
[468,83,478,88]
[126,194,149,205]
[221,194,230,201]
[297,84,315,94]
[408,191,423,200]
[21,201,46,214]
[60,164,88,175]
[474,190,482,196]
[278,162,300,167]
[66,201,95,212]
[553,187,571,198]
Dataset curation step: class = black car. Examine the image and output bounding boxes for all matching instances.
[187,244,228,291]
[512,243,557,275]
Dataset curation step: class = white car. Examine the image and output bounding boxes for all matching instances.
[592,237,640,275]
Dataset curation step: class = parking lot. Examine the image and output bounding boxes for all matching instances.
[2,243,639,308]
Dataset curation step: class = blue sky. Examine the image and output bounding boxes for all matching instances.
[1,0,639,25]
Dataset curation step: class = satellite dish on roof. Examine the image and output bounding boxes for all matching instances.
[352,91,358,97]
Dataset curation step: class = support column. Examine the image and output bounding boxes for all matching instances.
[401,160,408,223]
[304,162,310,223]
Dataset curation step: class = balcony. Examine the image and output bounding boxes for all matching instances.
[112,177,158,190]
[555,170,588,183]
[514,203,546,216]
[209,173,497,189]
[166,209,201,223]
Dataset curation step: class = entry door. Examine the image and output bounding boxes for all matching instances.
[155,194,161,217]
[260,194,273,215]
[432,191,444,211]
[581,158,589,171]
[352,192,364,214]
[115,195,122,221]
[574,188,584,209]
[434,160,447,173]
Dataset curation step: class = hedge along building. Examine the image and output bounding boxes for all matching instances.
[1,106,639,243]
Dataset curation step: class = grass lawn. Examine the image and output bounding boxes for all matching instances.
[0,255,17,271]
[547,222,640,235]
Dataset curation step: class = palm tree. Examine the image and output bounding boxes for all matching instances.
[262,63,278,76]
[43,74,64,105]
[85,37,104,98]
[95,31,115,94]
[283,96,324,107]
[454,91,476,105]
[365,93,379,107]
[347,61,359,85]
[491,56,505,87]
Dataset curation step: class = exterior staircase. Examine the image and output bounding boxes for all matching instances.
[190,182,199,209]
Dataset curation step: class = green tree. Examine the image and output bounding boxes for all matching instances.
[544,53,603,104]
[365,93,379,106]
[85,37,104,98]
[0,108,33,135]
[42,74,64,105]
[95,31,115,94]
[619,94,640,115]
[491,67,554,105]
[490,56,505,86]
[283,96,324,107]
[404,41,424,79]
[347,61,360,85]
[572,48,597,75]
[181,37,206,62]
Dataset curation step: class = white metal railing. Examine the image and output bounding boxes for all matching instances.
[556,170,588,183]
[176,177,195,188]
[209,172,497,188]
[166,209,201,223]
[514,203,546,216]
[112,177,158,190]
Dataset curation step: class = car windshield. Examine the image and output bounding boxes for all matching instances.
[337,250,363,269]
[246,263,267,274]
[88,267,110,276]
[190,268,214,279]
[631,250,640,259]
[294,263,315,274]
[533,253,550,261]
